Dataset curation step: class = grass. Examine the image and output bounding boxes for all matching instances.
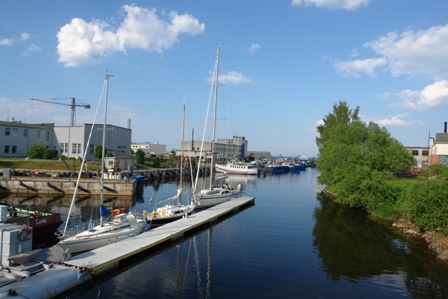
[0,157,97,172]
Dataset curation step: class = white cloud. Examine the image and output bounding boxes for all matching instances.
[291,0,371,10]
[0,32,31,46]
[333,57,387,78]
[397,80,448,110]
[248,43,260,55]
[209,71,252,85]
[376,115,424,126]
[366,24,448,79]
[57,4,205,67]
[337,24,448,79]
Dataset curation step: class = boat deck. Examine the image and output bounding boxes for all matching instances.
[0,196,254,297]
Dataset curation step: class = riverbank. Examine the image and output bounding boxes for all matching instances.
[393,219,448,261]
[323,187,448,261]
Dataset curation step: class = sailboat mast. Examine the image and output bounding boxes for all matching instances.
[100,73,112,226]
[210,46,220,188]
[178,104,185,207]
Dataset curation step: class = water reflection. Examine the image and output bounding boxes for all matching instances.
[313,192,448,298]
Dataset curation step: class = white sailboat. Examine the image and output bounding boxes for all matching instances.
[145,105,196,228]
[57,74,146,255]
[192,46,241,210]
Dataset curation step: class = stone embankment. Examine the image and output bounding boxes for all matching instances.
[393,219,448,261]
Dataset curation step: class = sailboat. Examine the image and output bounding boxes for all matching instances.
[145,105,196,228]
[192,46,241,210]
[57,74,146,255]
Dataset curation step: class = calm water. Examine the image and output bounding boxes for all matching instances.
[31,169,448,298]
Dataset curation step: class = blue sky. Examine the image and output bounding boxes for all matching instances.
[1,0,448,158]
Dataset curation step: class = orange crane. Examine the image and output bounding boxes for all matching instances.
[30,97,90,126]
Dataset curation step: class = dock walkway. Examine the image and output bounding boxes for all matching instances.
[0,196,255,298]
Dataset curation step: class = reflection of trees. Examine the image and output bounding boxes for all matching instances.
[313,192,448,298]
[313,193,401,281]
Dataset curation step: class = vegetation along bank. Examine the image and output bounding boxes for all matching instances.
[316,101,448,260]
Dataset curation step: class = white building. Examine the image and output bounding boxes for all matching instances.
[405,146,429,168]
[54,124,132,161]
[176,136,250,162]
[131,142,166,157]
[0,121,56,157]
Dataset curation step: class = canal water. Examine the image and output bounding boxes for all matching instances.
[22,169,448,298]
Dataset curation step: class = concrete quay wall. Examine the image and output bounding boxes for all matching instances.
[0,178,136,197]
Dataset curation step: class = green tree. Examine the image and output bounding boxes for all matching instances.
[94,145,103,159]
[27,143,46,159]
[135,149,145,164]
[316,101,414,210]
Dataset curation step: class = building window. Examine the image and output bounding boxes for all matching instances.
[72,143,81,154]
[422,150,429,156]
[412,150,419,156]
[4,145,10,153]
[89,144,95,154]
[45,131,50,141]
[5,128,10,136]
[117,146,126,155]
[60,143,68,154]
[12,128,17,137]
[12,146,17,154]
[23,129,27,137]
[37,130,41,138]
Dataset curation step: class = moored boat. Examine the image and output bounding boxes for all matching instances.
[215,160,258,175]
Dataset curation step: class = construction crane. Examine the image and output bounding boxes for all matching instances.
[30,97,90,126]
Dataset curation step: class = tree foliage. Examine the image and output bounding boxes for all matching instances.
[135,149,145,164]
[316,101,414,210]
[27,143,57,159]
[403,164,448,233]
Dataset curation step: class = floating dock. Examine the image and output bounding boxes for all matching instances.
[0,196,255,298]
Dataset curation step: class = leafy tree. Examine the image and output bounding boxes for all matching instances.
[316,101,414,210]
[94,145,103,159]
[27,143,46,159]
[135,149,145,164]
[26,143,57,159]
[403,164,448,233]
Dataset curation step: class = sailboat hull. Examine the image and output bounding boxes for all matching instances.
[61,214,146,254]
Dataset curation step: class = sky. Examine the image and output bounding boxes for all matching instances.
[2,0,448,158]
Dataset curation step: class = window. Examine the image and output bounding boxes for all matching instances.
[60,143,68,154]
[5,128,10,136]
[117,145,126,155]
[72,143,81,154]
[37,130,41,138]
[24,129,27,137]
[45,131,50,141]
[12,128,17,137]
[4,145,9,153]
[12,146,17,154]
[422,150,429,156]
[89,144,95,154]
[412,150,419,156]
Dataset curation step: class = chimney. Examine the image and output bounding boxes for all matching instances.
[445,122,447,133]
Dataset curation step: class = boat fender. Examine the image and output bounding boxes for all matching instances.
[18,226,31,241]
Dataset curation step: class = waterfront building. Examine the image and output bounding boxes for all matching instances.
[0,121,56,157]
[176,135,251,163]
[131,142,166,157]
